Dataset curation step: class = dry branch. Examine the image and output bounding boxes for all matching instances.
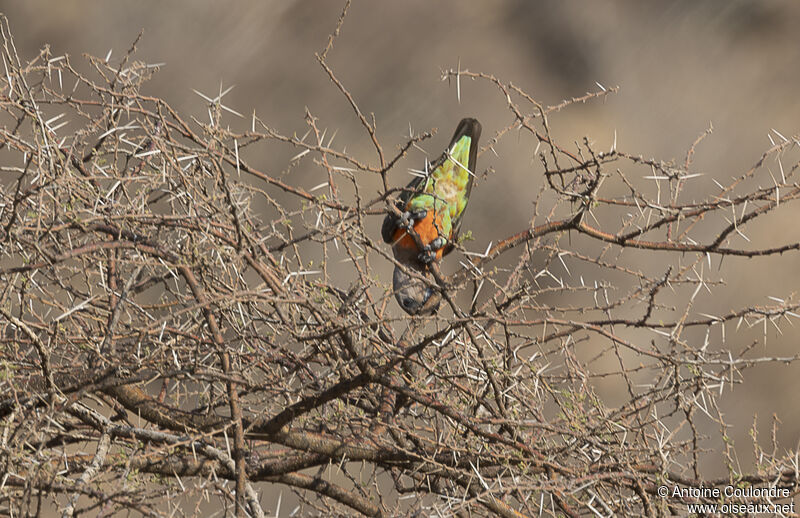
[1,11,800,518]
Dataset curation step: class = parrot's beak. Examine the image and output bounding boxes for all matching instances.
[392,266,439,315]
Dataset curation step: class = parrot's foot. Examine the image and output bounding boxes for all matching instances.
[399,209,428,229]
[418,237,446,264]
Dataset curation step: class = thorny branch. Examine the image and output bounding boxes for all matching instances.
[2,10,800,518]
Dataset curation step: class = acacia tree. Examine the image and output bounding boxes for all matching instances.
[2,8,799,518]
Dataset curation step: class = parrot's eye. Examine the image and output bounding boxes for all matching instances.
[397,287,434,314]
[399,295,420,313]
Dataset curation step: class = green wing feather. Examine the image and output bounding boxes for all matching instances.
[382,118,481,249]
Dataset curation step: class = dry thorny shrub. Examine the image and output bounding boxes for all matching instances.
[2,8,800,518]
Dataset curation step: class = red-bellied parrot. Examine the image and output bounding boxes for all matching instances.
[382,118,481,314]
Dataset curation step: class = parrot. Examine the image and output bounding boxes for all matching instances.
[382,118,481,315]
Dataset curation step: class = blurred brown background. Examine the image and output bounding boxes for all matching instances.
[6,0,800,482]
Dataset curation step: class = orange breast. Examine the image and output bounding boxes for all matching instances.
[391,212,445,262]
